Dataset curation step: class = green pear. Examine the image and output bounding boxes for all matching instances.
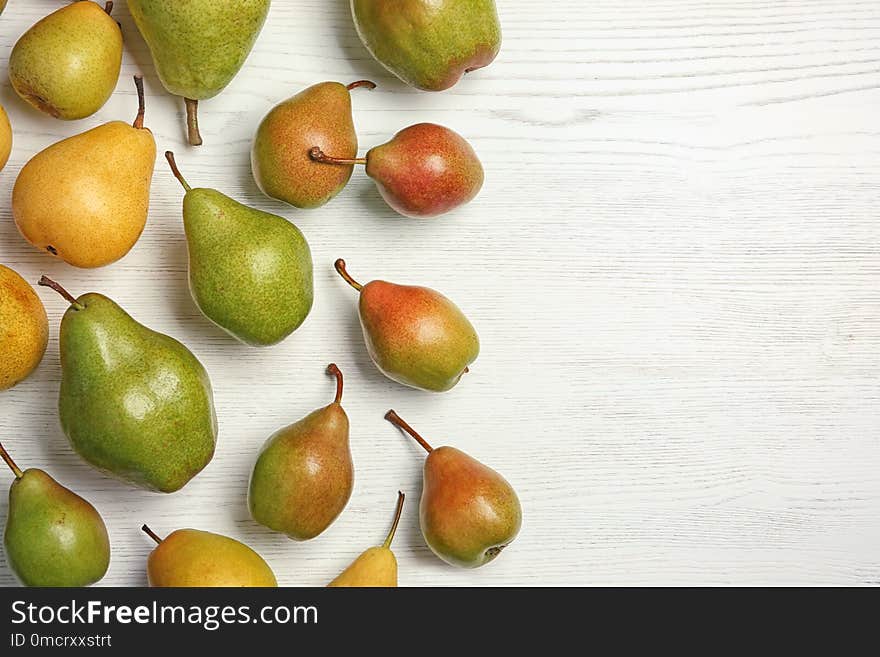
[165,152,313,346]
[351,0,501,91]
[334,259,479,392]
[328,491,404,587]
[251,80,374,209]
[386,411,521,568]
[1,442,110,587]
[9,1,122,120]
[142,525,276,587]
[38,277,217,494]
[249,364,354,541]
[128,0,270,145]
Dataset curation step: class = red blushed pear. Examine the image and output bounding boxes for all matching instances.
[334,259,479,392]
[385,411,521,569]
[310,123,484,218]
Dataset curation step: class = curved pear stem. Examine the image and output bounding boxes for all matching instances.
[309,147,366,167]
[0,443,23,479]
[385,410,433,453]
[141,525,164,545]
[38,276,84,311]
[334,259,363,292]
[132,75,146,129]
[383,491,405,549]
[165,151,191,192]
[327,364,344,404]
[346,80,376,92]
[184,98,203,146]
[104,1,114,16]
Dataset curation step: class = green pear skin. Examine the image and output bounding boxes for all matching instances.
[351,0,501,91]
[2,444,110,587]
[167,153,313,346]
[249,365,354,540]
[47,283,217,493]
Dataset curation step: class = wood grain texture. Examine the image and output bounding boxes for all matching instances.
[1,0,879,586]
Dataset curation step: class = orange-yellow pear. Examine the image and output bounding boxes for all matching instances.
[0,265,48,391]
[0,103,11,171]
[328,491,405,587]
[142,525,277,587]
[12,77,156,269]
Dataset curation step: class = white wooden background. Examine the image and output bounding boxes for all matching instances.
[1,0,878,587]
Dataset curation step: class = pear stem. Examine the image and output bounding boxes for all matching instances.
[0,443,23,479]
[346,80,376,92]
[383,491,405,549]
[38,276,84,311]
[185,98,203,146]
[165,151,191,192]
[327,364,344,404]
[104,1,113,16]
[334,259,363,292]
[132,75,146,129]
[385,410,433,453]
[309,147,366,167]
[141,525,163,545]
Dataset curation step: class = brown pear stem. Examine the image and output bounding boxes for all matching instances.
[309,147,366,167]
[165,151,192,191]
[346,80,376,92]
[0,443,23,479]
[132,75,146,129]
[141,525,163,545]
[184,98,203,146]
[104,1,114,16]
[38,276,85,311]
[385,410,433,453]
[334,259,363,292]
[327,364,344,404]
[383,491,405,549]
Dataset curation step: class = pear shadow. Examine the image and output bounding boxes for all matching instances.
[332,0,402,90]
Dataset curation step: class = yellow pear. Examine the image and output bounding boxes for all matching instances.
[328,491,405,587]
[12,77,156,269]
[0,265,48,391]
[142,525,277,587]
[0,104,11,171]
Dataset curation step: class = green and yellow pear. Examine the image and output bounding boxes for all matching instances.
[249,364,354,541]
[39,276,217,493]
[386,411,521,568]
[142,525,276,587]
[1,442,110,587]
[0,265,48,391]
[9,1,122,120]
[13,76,156,269]
[128,0,270,145]
[328,491,405,587]
[334,259,479,392]
[252,80,374,209]
[351,0,502,92]
[165,152,313,346]
[0,103,11,171]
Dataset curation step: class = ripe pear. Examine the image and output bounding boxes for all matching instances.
[1,442,110,587]
[0,265,48,391]
[351,0,501,92]
[386,411,521,568]
[334,259,478,392]
[9,1,122,120]
[311,123,483,218]
[0,103,11,171]
[39,277,217,493]
[12,76,156,269]
[129,0,270,146]
[252,80,375,209]
[142,525,276,587]
[165,152,313,346]
[249,364,354,541]
[328,491,405,587]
